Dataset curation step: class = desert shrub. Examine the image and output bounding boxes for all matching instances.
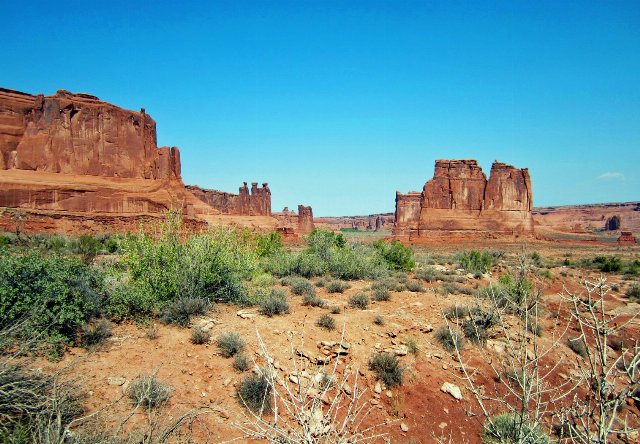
[439,283,471,296]
[81,319,112,348]
[626,259,640,275]
[315,278,328,287]
[372,287,391,302]
[372,277,404,292]
[233,354,250,372]
[258,289,290,316]
[479,274,534,314]
[295,251,328,277]
[625,284,640,301]
[394,272,409,283]
[593,256,622,273]
[254,231,282,257]
[328,244,387,280]
[127,374,171,408]
[0,362,83,441]
[326,280,351,293]
[530,251,542,267]
[302,292,326,308]
[435,325,464,352]
[316,314,336,331]
[0,252,104,350]
[403,337,419,355]
[145,324,159,340]
[404,280,424,292]
[373,240,415,271]
[373,315,385,325]
[526,317,543,337]
[348,293,369,309]
[290,278,315,296]
[462,309,496,345]
[217,332,245,358]
[482,412,550,443]
[160,297,210,327]
[262,250,298,277]
[251,272,275,288]
[237,373,272,414]
[120,219,254,311]
[567,337,588,358]
[72,234,101,263]
[329,305,342,314]
[455,250,494,275]
[369,352,404,388]
[444,305,470,320]
[190,326,210,344]
[414,266,445,283]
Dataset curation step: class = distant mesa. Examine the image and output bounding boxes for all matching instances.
[0,87,312,235]
[618,231,636,245]
[393,159,533,240]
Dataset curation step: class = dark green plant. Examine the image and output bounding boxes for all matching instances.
[73,234,101,264]
[368,352,404,388]
[254,231,282,257]
[455,250,494,275]
[373,240,415,271]
[302,292,326,308]
[258,289,290,317]
[326,280,350,293]
[160,297,210,327]
[329,305,342,314]
[237,373,272,414]
[593,256,622,273]
[126,374,171,408]
[316,314,336,331]
[290,278,315,296]
[372,288,390,302]
[462,309,496,345]
[217,332,245,358]
[348,293,369,310]
[435,325,464,352]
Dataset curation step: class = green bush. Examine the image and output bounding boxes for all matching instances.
[326,280,351,293]
[302,292,326,308]
[81,319,112,348]
[233,354,250,372]
[72,234,101,263]
[316,314,336,331]
[290,278,315,296]
[435,325,464,352]
[372,288,391,302]
[482,413,550,443]
[0,252,104,348]
[190,326,210,344]
[440,283,472,296]
[254,232,282,257]
[479,274,534,314]
[368,352,404,387]
[455,250,494,275]
[126,374,171,408]
[217,332,245,357]
[237,373,272,414]
[462,309,496,345]
[348,293,369,310]
[258,289,290,317]
[593,256,622,273]
[372,277,404,292]
[160,297,210,327]
[404,280,424,292]
[373,240,415,271]
[625,284,640,301]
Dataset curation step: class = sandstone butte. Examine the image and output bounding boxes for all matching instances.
[394,159,534,241]
[0,87,312,235]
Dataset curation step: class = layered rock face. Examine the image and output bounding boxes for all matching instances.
[273,205,315,236]
[314,213,394,231]
[0,88,180,179]
[297,205,314,234]
[186,182,271,216]
[394,160,533,238]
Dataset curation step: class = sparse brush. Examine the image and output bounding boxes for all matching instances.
[404,280,425,292]
[435,325,464,352]
[329,305,342,314]
[315,278,328,288]
[444,305,470,320]
[414,266,443,283]
[369,352,404,388]
[316,314,336,331]
[462,307,497,345]
[394,272,409,283]
[145,324,159,340]
[127,374,171,408]
[290,278,316,296]
[440,283,472,296]
[403,337,419,355]
[217,332,245,357]
[190,326,210,344]
[373,315,385,325]
[237,373,272,414]
[160,297,211,327]
[482,413,550,444]
[372,278,404,292]
[526,318,543,337]
[455,250,494,275]
[567,337,588,358]
[258,289,290,317]
[326,280,351,293]
[348,293,369,309]
[626,284,640,301]
[81,319,112,348]
[372,288,390,301]
[233,354,250,372]
[302,293,326,308]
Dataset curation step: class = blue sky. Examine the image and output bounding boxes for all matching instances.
[2,1,638,216]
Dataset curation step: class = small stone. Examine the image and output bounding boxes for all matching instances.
[370,399,379,405]
[439,422,447,429]
[401,423,409,432]
[218,409,230,419]
[385,390,393,398]
[289,375,300,384]
[374,382,382,394]
[107,377,126,386]
[342,383,353,396]
[442,364,448,370]
[223,378,231,387]
[440,382,463,400]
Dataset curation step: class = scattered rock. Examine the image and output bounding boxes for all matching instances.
[374,382,382,394]
[107,377,126,386]
[236,310,256,319]
[400,423,409,432]
[440,382,463,400]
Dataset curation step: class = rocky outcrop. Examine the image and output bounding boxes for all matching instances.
[605,215,621,231]
[533,202,640,236]
[186,182,271,216]
[273,205,315,236]
[618,231,636,245]
[314,213,394,231]
[0,88,180,179]
[298,205,314,234]
[394,160,533,238]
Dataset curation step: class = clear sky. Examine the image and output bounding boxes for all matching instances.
[2,1,638,216]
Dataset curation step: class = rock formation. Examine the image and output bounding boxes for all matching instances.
[394,160,533,238]
[314,213,394,231]
[533,202,640,237]
[273,205,315,237]
[605,215,621,231]
[186,182,271,216]
[618,231,637,245]
[297,205,314,234]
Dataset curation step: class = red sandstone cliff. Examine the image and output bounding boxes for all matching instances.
[394,160,533,238]
[186,182,271,216]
